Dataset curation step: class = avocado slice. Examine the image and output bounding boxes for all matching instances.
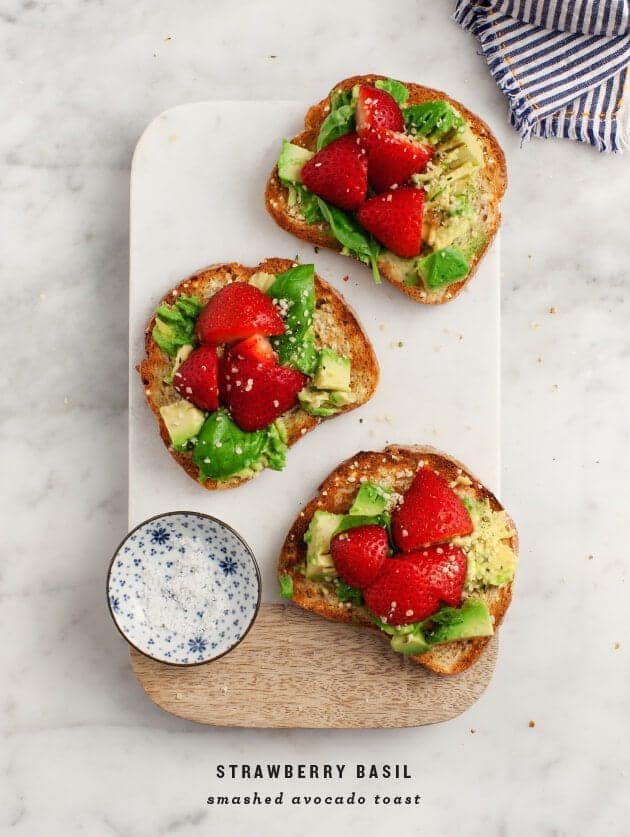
[278,140,314,184]
[304,510,343,580]
[416,246,469,291]
[390,630,432,655]
[159,400,205,451]
[425,598,493,644]
[349,481,394,516]
[312,348,351,391]
[334,513,390,536]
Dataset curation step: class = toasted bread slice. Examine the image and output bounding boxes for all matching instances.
[278,445,518,674]
[139,258,379,490]
[266,74,507,304]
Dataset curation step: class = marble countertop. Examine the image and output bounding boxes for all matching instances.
[3,1,629,834]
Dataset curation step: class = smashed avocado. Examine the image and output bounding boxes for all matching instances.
[298,388,355,417]
[299,348,355,416]
[152,295,203,357]
[312,348,351,391]
[349,481,395,516]
[453,497,517,590]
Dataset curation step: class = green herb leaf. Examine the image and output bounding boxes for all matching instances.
[290,184,323,224]
[403,100,464,142]
[279,574,294,599]
[375,78,409,105]
[152,295,203,357]
[335,581,364,606]
[316,88,356,150]
[192,409,267,480]
[266,265,318,374]
[315,198,382,283]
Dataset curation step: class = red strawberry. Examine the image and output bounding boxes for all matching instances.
[172,346,219,411]
[195,282,284,346]
[356,84,404,135]
[227,334,277,366]
[330,525,389,589]
[392,468,473,552]
[221,355,307,431]
[362,127,433,192]
[364,557,440,625]
[406,544,467,607]
[301,133,368,211]
[357,187,425,259]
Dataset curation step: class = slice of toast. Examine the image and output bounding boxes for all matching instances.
[266,74,507,304]
[139,258,379,490]
[278,445,518,674]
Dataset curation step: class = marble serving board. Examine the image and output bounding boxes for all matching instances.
[128,102,501,727]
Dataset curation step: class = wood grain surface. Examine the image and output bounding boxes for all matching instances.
[130,604,498,728]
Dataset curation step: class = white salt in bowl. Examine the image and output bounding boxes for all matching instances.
[107,511,261,665]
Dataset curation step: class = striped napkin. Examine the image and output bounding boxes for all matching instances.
[455,0,630,151]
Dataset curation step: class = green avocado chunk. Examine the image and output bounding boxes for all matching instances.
[304,510,343,580]
[425,598,494,644]
[192,409,267,481]
[312,348,351,391]
[278,573,293,599]
[416,246,469,291]
[277,140,314,184]
[349,481,394,516]
[334,513,390,536]
[152,295,203,357]
[159,400,205,451]
[390,630,432,655]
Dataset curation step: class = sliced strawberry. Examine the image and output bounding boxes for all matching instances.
[392,468,473,552]
[301,133,368,211]
[357,187,425,259]
[228,334,277,366]
[195,282,285,346]
[364,557,440,625]
[356,85,404,135]
[362,126,433,192]
[220,355,307,432]
[172,346,219,411]
[330,525,389,589]
[406,544,467,608]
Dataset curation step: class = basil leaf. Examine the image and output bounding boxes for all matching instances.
[192,409,267,480]
[316,88,356,150]
[316,198,382,284]
[375,78,409,105]
[279,574,294,599]
[335,581,364,606]
[266,265,318,374]
[152,295,203,357]
[403,100,464,142]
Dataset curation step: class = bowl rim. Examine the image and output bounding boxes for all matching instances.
[106,510,262,667]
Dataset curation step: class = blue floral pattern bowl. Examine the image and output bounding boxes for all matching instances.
[107,512,261,665]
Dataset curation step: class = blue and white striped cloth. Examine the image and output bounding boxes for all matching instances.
[455,0,630,151]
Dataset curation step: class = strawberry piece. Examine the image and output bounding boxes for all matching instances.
[172,346,219,411]
[364,557,440,625]
[406,544,467,608]
[330,525,389,589]
[228,334,277,366]
[301,133,368,211]
[362,126,433,192]
[220,355,307,432]
[356,85,404,135]
[195,282,284,346]
[392,468,473,552]
[357,187,425,259]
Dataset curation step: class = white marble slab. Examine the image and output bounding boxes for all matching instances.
[2,0,630,834]
[129,101,499,601]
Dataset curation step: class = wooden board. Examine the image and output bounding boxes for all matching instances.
[129,103,501,727]
[131,604,498,728]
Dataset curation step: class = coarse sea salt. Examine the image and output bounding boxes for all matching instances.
[141,548,229,638]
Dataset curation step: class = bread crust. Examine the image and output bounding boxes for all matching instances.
[138,258,379,490]
[278,445,518,675]
[265,74,507,304]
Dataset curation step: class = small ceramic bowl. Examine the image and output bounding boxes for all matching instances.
[107,511,261,665]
